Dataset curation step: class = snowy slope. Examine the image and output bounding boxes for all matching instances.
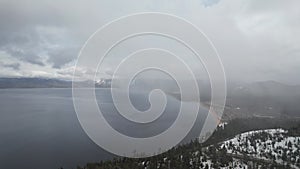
[221,129,300,168]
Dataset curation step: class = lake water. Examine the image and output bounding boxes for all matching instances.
[0,88,208,169]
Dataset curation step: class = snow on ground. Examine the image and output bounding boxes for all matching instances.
[138,128,300,169]
[220,158,248,169]
[217,122,228,129]
[221,129,300,167]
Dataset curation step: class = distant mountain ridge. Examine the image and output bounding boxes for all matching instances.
[0,78,72,88]
[224,80,300,119]
[1,77,299,118]
[0,77,113,88]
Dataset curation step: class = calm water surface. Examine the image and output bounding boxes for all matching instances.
[0,88,208,169]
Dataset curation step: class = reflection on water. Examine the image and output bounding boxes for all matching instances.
[0,88,208,169]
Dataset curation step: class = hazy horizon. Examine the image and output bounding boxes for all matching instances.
[0,0,300,85]
[1,1,300,169]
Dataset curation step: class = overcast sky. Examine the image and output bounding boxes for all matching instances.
[0,0,299,84]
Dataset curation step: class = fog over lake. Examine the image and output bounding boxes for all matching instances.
[0,88,208,169]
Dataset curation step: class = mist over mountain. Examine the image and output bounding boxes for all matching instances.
[225,81,300,118]
[0,78,72,88]
[1,77,299,119]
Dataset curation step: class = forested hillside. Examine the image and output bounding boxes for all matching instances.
[74,118,300,169]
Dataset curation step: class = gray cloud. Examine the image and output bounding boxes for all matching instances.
[0,62,20,70]
[0,25,79,68]
[0,0,299,84]
[47,48,78,69]
[0,0,79,68]
[200,0,220,7]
